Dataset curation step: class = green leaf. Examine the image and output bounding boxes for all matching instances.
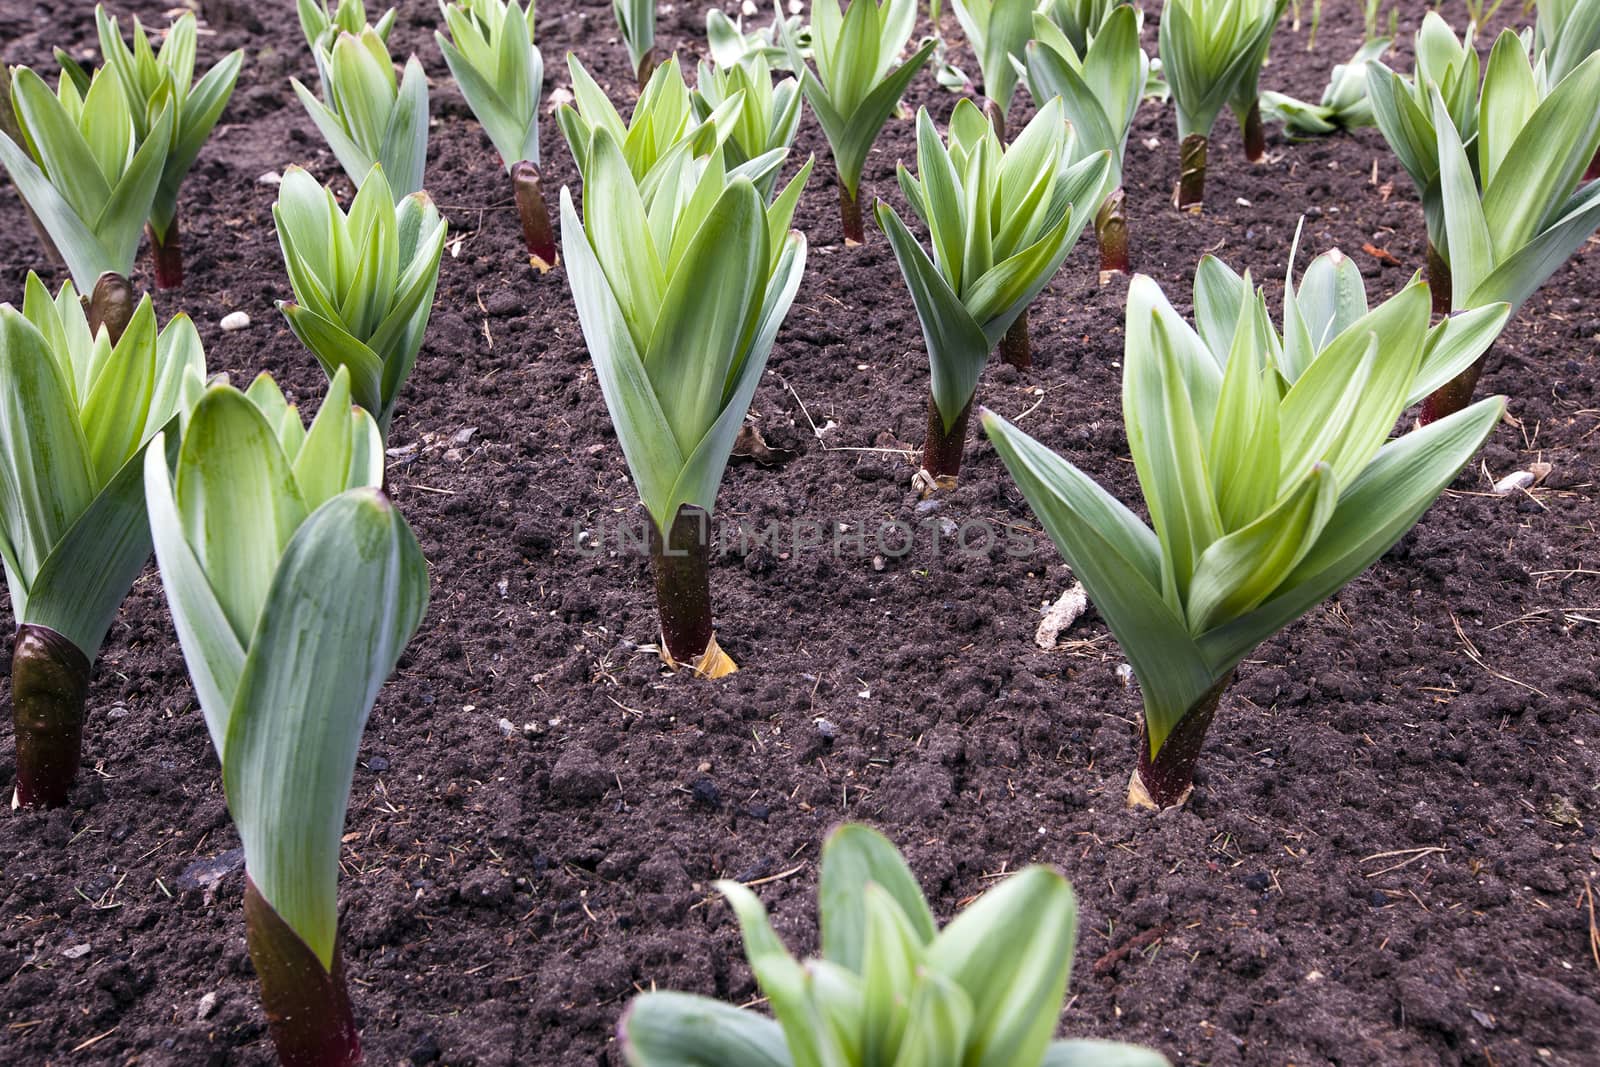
[924,866,1078,1067]
[875,201,990,431]
[1185,463,1338,632]
[981,409,1216,756]
[1198,397,1502,669]
[889,970,974,1067]
[173,387,309,645]
[619,992,794,1067]
[819,823,936,972]
[859,884,922,1062]
[1041,1039,1173,1067]
[716,880,828,1067]
[225,489,428,968]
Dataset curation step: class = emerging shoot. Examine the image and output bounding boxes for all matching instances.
[559,128,810,675]
[1,277,205,807]
[273,164,449,438]
[619,823,1171,1067]
[435,0,557,271]
[779,0,936,245]
[985,244,1507,809]
[95,5,244,289]
[145,368,426,1067]
[877,100,1111,489]
[292,22,429,194]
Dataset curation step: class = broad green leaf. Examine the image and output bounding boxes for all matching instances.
[889,971,974,1067]
[225,489,428,968]
[819,823,937,971]
[619,992,794,1067]
[1042,1039,1173,1067]
[717,880,828,1067]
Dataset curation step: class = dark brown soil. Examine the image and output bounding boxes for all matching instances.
[3,2,1599,1065]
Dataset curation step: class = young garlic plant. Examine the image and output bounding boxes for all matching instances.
[435,0,557,271]
[780,0,936,244]
[293,23,429,195]
[876,100,1111,490]
[1035,0,1126,56]
[299,0,397,53]
[693,53,805,201]
[1410,43,1600,421]
[1,277,204,808]
[1534,0,1600,178]
[1259,37,1389,138]
[1158,0,1286,210]
[949,0,1034,137]
[145,367,425,1067]
[619,824,1171,1067]
[273,165,449,438]
[0,64,172,295]
[614,0,659,90]
[558,55,758,190]
[1023,3,1148,280]
[984,243,1508,809]
[1365,12,1480,314]
[560,131,811,676]
[94,6,243,289]
[706,7,810,71]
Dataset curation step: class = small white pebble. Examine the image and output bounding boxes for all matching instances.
[1492,470,1536,495]
[219,311,250,332]
[1236,197,1252,207]
[741,0,757,13]
[257,171,281,186]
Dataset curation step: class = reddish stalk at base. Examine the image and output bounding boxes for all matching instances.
[636,49,658,93]
[1420,346,1491,426]
[1175,134,1207,212]
[1425,239,1452,320]
[86,273,135,345]
[920,392,975,489]
[1242,98,1266,163]
[999,306,1031,370]
[1129,673,1233,810]
[512,161,558,273]
[11,624,91,809]
[982,97,1007,142]
[148,220,183,289]
[1095,187,1129,279]
[650,506,715,668]
[244,877,363,1067]
[840,186,865,246]
[1586,149,1600,182]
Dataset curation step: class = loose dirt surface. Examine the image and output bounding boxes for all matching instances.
[2,1,1598,1065]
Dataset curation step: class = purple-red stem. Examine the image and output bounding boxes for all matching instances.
[840,186,865,246]
[244,877,363,1067]
[1132,673,1233,810]
[1000,306,1032,370]
[1096,187,1130,278]
[1242,99,1266,163]
[512,161,558,273]
[921,392,975,486]
[148,220,183,289]
[10,624,91,809]
[1175,135,1207,212]
[650,506,715,668]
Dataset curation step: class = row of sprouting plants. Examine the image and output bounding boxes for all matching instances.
[0,0,1597,1063]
